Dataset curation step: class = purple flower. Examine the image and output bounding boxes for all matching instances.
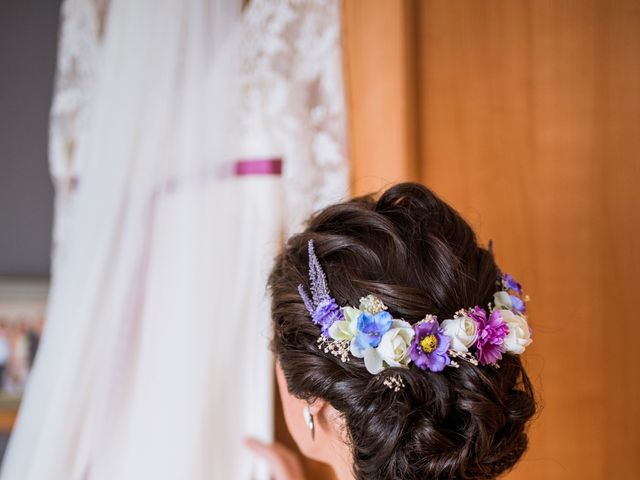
[409,318,451,372]
[509,294,526,314]
[353,311,393,350]
[503,273,523,295]
[313,297,344,336]
[472,306,509,365]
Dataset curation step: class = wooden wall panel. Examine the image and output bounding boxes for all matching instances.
[342,0,419,195]
[417,1,640,478]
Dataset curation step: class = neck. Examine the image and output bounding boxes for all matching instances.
[332,463,355,480]
[317,403,356,480]
[327,438,355,480]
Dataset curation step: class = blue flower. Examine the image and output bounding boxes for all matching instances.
[509,294,526,314]
[503,273,523,295]
[352,311,393,351]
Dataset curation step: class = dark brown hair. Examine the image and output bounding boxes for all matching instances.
[267,183,536,480]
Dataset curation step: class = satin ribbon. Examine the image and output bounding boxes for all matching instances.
[234,158,282,176]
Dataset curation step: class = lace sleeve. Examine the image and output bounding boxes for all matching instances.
[289,0,349,231]
[49,0,109,200]
[239,0,349,237]
[48,0,109,272]
[293,0,349,232]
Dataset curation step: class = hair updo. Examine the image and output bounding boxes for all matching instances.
[267,182,536,480]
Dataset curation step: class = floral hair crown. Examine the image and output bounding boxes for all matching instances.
[297,240,532,390]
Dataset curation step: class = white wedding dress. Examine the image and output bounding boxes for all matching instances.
[0,1,348,479]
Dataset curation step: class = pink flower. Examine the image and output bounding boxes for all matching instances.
[469,306,509,366]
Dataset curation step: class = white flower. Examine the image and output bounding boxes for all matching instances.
[501,310,532,354]
[362,320,414,374]
[493,291,512,310]
[350,339,366,358]
[440,315,478,353]
[328,306,359,341]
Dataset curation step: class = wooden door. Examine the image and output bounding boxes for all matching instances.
[345,0,640,479]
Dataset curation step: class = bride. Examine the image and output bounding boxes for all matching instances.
[247,182,536,480]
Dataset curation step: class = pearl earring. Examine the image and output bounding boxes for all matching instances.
[303,405,315,440]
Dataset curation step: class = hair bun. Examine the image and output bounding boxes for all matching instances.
[268,182,536,480]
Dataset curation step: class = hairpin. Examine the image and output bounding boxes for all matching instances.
[297,240,532,390]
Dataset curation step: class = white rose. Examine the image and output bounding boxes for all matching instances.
[440,315,478,353]
[328,306,359,341]
[363,320,414,374]
[501,310,532,354]
[494,291,513,310]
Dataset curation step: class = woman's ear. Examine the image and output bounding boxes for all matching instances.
[307,398,327,417]
[308,398,347,442]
